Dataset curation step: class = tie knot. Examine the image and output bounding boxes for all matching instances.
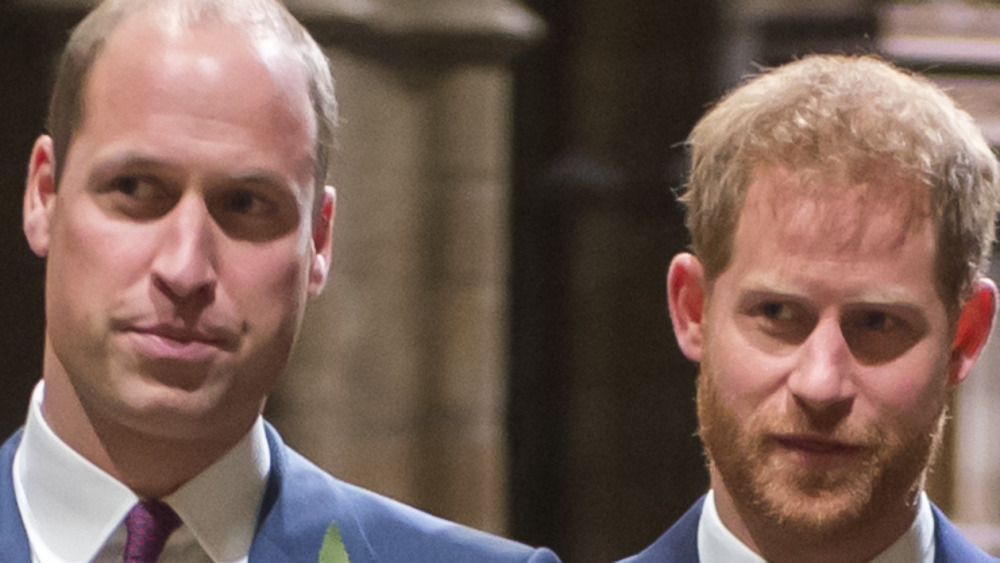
[124,499,182,562]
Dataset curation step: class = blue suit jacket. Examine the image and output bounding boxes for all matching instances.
[619,495,998,562]
[0,423,559,562]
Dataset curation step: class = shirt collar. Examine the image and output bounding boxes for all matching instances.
[13,381,270,562]
[698,490,766,563]
[698,489,936,563]
[166,415,270,561]
[872,491,936,563]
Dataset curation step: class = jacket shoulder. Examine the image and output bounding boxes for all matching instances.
[328,471,558,563]
[615,497,1000,563]
[254,423,559,563]
[932,504,1000,563]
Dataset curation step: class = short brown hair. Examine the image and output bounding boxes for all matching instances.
[47,0,337,215]
[683,54,1000,308]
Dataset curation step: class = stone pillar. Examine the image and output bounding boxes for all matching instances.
[271,0,543,534]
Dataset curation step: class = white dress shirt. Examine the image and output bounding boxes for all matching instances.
[698,489,936,563]
[13,381,270,563]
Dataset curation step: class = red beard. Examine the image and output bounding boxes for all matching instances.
[696,361,944,540]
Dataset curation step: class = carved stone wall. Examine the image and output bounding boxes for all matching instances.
[272,0,543,535]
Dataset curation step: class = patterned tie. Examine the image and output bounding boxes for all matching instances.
[123,499,182,562]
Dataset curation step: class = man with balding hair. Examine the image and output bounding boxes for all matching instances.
[3,1,559,561]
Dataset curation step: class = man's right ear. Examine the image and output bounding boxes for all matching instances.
[667,252,707,362]
[23,135,57,258]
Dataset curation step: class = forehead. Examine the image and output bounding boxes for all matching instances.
[712,166,941,305]
[82,13,316,149]
[738,166,933,260]
[66,12,319,195]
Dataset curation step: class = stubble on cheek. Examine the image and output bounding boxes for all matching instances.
[696,362,944,540]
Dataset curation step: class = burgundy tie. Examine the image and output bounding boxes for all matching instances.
[123,499,182,562]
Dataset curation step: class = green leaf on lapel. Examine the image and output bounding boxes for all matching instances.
[318,522,351,563]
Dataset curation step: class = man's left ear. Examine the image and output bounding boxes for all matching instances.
[308,185,335,297]
[948,277,998,386]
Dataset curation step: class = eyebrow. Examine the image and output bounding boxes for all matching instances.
[736,275,926,307]
[87,152,166,185]
[226,170,296,192]
[87,152,296,193]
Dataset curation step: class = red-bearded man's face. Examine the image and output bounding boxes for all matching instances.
[666,165,995,557]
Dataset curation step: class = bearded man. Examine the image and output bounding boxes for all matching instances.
[622,54,1000,562]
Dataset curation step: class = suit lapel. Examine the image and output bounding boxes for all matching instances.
[655,495,702,562]
[931,503,993,563]
[249,423,376,563]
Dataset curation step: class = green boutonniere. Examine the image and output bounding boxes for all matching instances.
[318,522,351,563]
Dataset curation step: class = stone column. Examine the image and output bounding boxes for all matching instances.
[272,0,543,534]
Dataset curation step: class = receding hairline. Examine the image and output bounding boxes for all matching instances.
[49,0,337,215]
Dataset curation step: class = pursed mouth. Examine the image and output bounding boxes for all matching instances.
[122,324,238,349]
[133,327,219,344]
[773,435,866,455]
[123,324,240,354]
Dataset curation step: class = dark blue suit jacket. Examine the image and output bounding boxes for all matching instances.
[0,423,559,562]
[619,495,998,562]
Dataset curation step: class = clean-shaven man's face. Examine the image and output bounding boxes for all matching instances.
[25,13,332,445]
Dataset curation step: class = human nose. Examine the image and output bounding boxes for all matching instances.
[151,194,218,305]
[786,316,857,416]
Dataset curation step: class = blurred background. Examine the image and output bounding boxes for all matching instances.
[2,0,1000,561]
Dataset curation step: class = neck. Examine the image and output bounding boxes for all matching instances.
[40,343,245,498]
[710,468,920,563]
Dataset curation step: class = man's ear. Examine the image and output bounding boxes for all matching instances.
[23,135,57,258]
[948,277,997,386]
[307,185,336,297]
[667,252,707,362]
